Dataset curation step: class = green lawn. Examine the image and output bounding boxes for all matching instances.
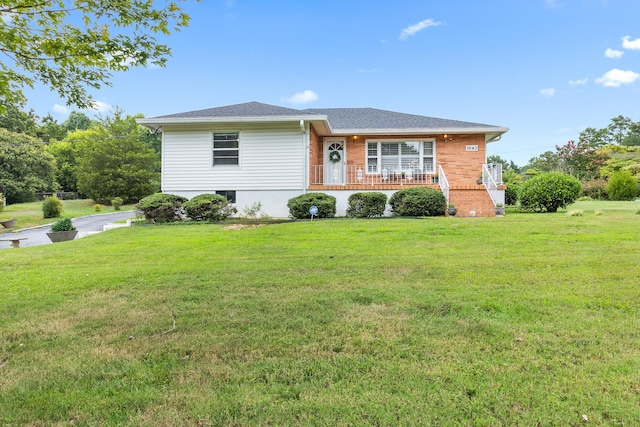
[1,201,639,426]
[0,199,135,232]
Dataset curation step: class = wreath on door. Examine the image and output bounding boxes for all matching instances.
[329,150,342,163]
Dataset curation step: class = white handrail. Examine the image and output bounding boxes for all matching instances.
[438,164,449,204]
[482,164,504,206]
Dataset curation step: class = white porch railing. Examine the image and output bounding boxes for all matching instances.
[438,164,449,204]
[482,163,504,206]
[311,165,440,186]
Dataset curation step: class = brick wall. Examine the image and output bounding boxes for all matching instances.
[309,130,487,186]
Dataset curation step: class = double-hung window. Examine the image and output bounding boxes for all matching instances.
[366,140,435,174]
[213,132,239,166]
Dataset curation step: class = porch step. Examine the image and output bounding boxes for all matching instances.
[449,185,496,217]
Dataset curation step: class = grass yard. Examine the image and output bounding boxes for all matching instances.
[1,201,639,425]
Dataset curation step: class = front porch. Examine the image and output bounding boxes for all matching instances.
[310,164,440,187]
[308,163,505,217]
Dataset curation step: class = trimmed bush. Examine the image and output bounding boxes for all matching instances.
[184,194,237,221]
[518,172,581,213]
[287,193,336,219]
[42,195,63,219]
[581,179,608,200]
[606,170,638,201]
[111,197,123,211]
[50,217,76,232]
[389,187,446,217]
[346,192,387,218]
[0,193,4,213]
[137,193,188,223]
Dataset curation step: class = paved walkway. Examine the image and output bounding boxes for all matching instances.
[0,211,136,249]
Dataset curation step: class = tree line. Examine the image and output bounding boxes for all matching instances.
[489,115,640,204]
[0,100,159,205]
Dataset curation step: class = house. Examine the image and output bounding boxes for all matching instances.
[137,101,508,217]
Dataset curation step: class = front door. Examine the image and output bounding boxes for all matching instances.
[324,139,345,185]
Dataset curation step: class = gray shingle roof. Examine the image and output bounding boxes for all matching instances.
[153,101,318,119]
[141,102,506,134]
[304,107,499,131]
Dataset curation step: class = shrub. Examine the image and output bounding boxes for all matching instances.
[287,193,336,219]
[389,187,446,217]
[111,197,123,211]
[93,203,102,212]
[137,193,188,223]
[0,193,4,213]
[50,217,76,232]
[518,172,581,213]
[346,192,387,218]
[184,194,237,221]
[581,179,608,200]
[42,196,63,219]
[606,170,638,201]
[505,183,519,205]
[242,201,270,219]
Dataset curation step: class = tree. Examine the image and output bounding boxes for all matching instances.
[0,99,38,136]
[45,140,77,192]
[0,128,58,203]
[555,140,607,180]
[526,151,561,173]
[607,115,634,145]
[0,1,194,109]
[62,112,94,132]
[37,114,68,142]
[73,110,159,203]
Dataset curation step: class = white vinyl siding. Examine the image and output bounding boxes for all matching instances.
[162,123,304,192]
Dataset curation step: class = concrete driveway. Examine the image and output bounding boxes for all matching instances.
[0,211,136,249]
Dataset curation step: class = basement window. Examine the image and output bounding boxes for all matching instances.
[216,190,236,203]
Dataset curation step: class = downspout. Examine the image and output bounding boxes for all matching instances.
[300,120,308,194]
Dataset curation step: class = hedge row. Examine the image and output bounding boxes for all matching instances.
[137,193,236,223]
[288,187,446,219]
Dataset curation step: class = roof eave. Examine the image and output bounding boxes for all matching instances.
[137,114,328,126]
[329,127,510,136]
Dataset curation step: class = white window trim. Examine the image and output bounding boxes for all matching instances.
[365,138,436,174]
[212,131,240,167]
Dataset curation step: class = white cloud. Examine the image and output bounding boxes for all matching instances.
[622,36,640,50]
[52,104,69,115]
[540,88,556,97]
[285,90,318,105]
[595,68,640,87]
[569,78,588,86]
[88,100,112,112]
[399,19,442,41]
[605,48,623,58]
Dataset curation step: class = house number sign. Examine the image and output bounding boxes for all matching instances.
[465,145,479,151]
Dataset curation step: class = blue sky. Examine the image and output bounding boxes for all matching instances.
[24,0,640,166]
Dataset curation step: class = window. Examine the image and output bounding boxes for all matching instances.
[216,190,236,203]
[213,132,239,165]
[366,140,435,173]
